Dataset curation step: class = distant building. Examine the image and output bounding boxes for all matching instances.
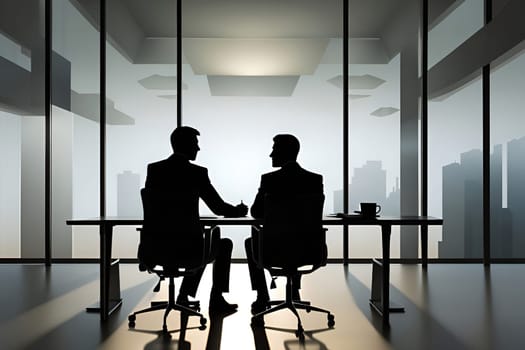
[350,160,386,212]
[333,160,398,215]
[439,145,514,258]
[439,150,483,258]
[508,136,525,257]
[439,162,466,257]
[491,145,512,258]
[383,177,400,216]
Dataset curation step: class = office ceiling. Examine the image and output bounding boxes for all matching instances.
[67,0,461,97]
[123,0,402,39]
[72,0,423,66]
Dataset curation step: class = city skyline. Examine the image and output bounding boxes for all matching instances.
[439,136,525,258]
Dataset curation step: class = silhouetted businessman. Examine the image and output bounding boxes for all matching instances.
[145,126,247,312]
[245,134,324,313]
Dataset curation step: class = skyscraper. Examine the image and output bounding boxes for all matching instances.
[349,160,386,212]
[439,149,483,258]
[491,145,512,258]
[508,136,525,257]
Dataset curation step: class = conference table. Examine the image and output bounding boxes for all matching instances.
[66,215,442,324]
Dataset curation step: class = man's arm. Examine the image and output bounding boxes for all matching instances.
[250,176,266,218]
[200,169,246,217]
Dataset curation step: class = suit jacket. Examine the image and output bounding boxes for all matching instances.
[140,153,238,266]
[250,161,324,219]
[145,153,239,217]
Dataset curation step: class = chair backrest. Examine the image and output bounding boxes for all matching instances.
[261,193,326,269]
[138,187,205,269]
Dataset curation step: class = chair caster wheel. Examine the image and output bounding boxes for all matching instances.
[306,307,311,313]
[128,314,136,328]
[327,314,335,327]
[200,317,207,326]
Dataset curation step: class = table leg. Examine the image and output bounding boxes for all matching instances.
[343,225,349,265]
[101,223,111,321]
[421,225,428,269]
[87,223,122,321]
[382,224,391,325]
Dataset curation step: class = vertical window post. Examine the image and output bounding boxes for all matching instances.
[421,0,429,266]
[177,0,182,127]
[343,0,349,264]
[45,0,52,266]
[100,0,106,217]
[483,0,493,265]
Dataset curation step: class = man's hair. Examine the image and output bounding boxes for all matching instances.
[170,126,200,151]
[273,134,300,160]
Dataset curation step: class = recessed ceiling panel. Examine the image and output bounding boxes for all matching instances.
[370,107,399,117]
[350,94,371,100]
[327,74,385,90]
[350,74,386,89]
[157,94,177,99]
[184,38,328,75]
[207,75,299,96]
[138,74,187,90]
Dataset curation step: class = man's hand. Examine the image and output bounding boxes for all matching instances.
[236,202,248,217]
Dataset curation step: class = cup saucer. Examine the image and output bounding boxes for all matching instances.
[353,210,379,217]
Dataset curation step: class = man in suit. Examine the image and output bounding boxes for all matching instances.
[145,126,247,312]
[245,134,324,313]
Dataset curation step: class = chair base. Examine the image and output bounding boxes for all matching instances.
[251,277,335,338]
[128,277,207,332]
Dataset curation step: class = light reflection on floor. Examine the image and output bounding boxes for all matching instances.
[2,263,525,349]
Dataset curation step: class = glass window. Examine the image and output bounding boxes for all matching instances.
[105,0,179,258]
[428,0,484,259]
[490,48,525,259]
[52,0,100,258]
[429,78,483,259]
[348,0,418,259]
[0,1,46,258]
[428,0,484,68]
[183,0,343,258]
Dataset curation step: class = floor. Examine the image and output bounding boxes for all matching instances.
[1,263,524,350]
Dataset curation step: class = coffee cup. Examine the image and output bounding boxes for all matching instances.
[360,202,381,218]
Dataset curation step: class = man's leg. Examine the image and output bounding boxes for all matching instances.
[208,227,237,312]
[210,229,232,293]
[177,267,204,302]
[176,227,214,302]
[245,227,270,312]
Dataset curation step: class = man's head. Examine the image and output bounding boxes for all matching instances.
[170,126,200,160]
[270,134,300,167]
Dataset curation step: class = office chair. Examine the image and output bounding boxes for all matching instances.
[250,194,335,338]
[128,188,208,332]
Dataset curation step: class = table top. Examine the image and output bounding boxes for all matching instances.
[66,215,442,226]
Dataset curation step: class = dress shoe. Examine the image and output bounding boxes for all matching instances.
[251,297,269,314]
[176,295,200,309]
[209,295,238,313]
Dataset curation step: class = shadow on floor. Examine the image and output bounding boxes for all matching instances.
[343,265,467,350]
[251,323,332,350]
